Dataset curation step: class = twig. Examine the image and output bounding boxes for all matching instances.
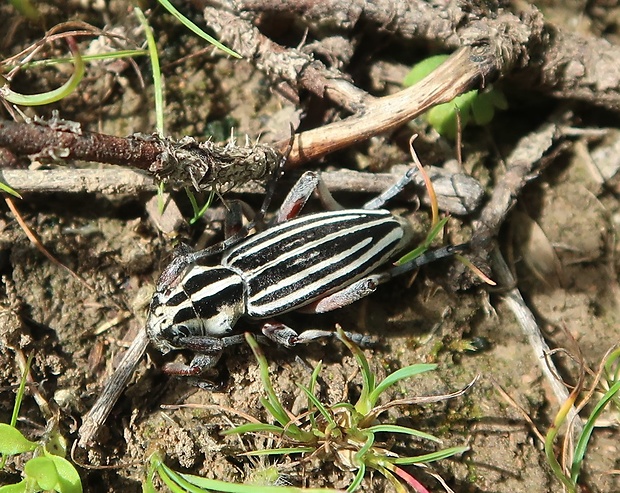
[77,328,150,447]
[0,119,160,169]
[0,166,484,215]
[472,119,567,252]
[204,3,511,166]
[490,247,582,433]
[223,0,620,110]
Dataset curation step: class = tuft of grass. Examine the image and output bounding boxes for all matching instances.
[216,329,472,492]
[545,346,620,493]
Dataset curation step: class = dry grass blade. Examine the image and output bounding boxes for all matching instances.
[4,195,94,292]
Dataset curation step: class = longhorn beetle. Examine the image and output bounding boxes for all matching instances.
[146,167,464,377]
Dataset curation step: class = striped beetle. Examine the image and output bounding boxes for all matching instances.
[146,168,463,377]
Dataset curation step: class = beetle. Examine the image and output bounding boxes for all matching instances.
[146,168,463,377]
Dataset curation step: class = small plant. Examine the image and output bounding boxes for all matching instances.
[0,355,82,493]
[146,450,342,492]
[403,55,508,139]
[545,346,620,493]
[218,329,471,493]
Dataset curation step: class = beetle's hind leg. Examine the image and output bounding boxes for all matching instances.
[295,243,466,315]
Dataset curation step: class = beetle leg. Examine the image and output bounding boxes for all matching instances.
[261,320,373,348]
[297,277,382,313]
[299,243,465,314]
[363,167,417,210]
[224,200,259,238]
[274,170,362,224]
[162,334,247,376]
[273,171,320,223]
[163,354,221,377]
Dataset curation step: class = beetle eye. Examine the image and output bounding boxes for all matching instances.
[175,325,192,338]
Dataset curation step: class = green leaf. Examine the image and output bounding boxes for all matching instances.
[0,424,37,455]
[404,55,507,138]
[427,90,477,139]
[44,451,83,493]
[402,55,448,87]
[471,91,496,125]
[24,456,59,491]
[0,480,27,493]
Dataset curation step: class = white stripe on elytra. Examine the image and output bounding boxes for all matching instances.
[233,215,392,279]
[224,210,390,264]
[248,227,402,316]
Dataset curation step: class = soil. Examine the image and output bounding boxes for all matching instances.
[0,1,619,493]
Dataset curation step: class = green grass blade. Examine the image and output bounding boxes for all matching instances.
[157,0,241,58]
[571,379,620,483]
[365,424,441,443]
[17,50,148,69]
[369,364,437,406]
[245,334,290,425]
[392,445,469,465]
[9,0,41,21]
[242,447,315,457]
[222,423,285,435]
[134,7,165,134]
[297,383,335,427]
[0,181,22,198]
[260,397,293,431]
[353,432,375,467]
[336,328,375,415]
[307,360,323,429]
[178,464,342,492]
[346,463,366,492]
[1,41,84,106]
[158,462,200,493]
[396,217,449,265]
[188,189,216,224]
[11,353,32,427]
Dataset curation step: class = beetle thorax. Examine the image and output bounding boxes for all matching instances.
[146,265,246,354]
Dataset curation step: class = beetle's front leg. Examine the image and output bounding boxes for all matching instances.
[261,320,373,348]
[162,334,246,376]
